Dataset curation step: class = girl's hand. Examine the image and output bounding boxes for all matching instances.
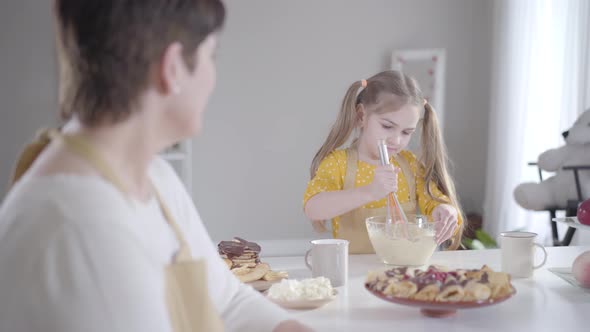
[365,165,398,201]
[432,204,458,245]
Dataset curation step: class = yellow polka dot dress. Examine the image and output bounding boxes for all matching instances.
[303,149,462,235]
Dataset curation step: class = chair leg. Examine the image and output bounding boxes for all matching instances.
[550,210,559,246]
[560,206,579,246]
[561,227,577,246]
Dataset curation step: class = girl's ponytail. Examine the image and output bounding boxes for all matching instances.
[421,102,465,250]
[310,80,364,178]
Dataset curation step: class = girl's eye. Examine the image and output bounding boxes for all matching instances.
[381,124,393,129]
[402,131,413,136]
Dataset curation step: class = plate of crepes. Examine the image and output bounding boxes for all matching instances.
[266,277,337,310]
[365,265,516,317]
[218,237,288,292]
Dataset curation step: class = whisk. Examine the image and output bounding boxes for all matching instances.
[377,139,410,239]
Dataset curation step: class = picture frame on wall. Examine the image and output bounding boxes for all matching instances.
[391,48,446,132]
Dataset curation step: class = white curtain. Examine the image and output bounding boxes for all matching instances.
[483,0,590,244]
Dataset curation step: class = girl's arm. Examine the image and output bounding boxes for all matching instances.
[417,178,463,244]
[402,151,462,228]
[304,164,398,221]
[304,186,375,220]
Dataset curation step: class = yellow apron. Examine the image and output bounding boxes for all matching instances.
[337,148,417,254]
[12,129,224,332]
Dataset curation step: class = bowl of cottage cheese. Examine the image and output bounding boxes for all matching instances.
[266,277,337,310]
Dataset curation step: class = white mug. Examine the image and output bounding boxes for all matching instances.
[500,231,547,278]
[304,239,349,287]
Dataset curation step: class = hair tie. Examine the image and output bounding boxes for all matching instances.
[361,79,367,88]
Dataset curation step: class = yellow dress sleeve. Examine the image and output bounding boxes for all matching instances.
[402,151,463,227]
[303,150,346,207]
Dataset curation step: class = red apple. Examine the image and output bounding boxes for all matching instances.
[577,199,590,226]
[572,251,590,288]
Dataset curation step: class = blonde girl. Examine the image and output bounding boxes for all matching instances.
[303,70,464,254]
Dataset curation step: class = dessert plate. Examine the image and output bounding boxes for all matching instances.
[266,290,338,310]
[365,285,516,317]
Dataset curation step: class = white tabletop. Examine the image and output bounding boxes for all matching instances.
[263,246,589,332]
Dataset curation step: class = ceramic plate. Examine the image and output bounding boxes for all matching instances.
[552,217,590,231]
[548,267,590,293]
[267,290,338,310]
[365,284,516,317]
[247,279,283,292]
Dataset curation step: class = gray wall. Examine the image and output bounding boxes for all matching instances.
[197,0,493,241]
[0,0,58,195]
[0,1,493,243]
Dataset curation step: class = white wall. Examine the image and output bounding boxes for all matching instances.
[197,0,494,242]
[0,1,494,244]
[0,0,58,195]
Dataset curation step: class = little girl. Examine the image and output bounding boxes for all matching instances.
[303,70,464,254]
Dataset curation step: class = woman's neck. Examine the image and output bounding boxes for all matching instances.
[62,116,164,201]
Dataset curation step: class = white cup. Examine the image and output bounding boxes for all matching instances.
[500,231,548,278]
[304,239,349,287]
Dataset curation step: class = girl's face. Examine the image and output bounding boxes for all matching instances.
[358,95,420,160]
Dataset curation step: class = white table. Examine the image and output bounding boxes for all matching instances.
[263,246,589,332]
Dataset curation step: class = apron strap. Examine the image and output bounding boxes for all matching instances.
[48,130,193,262]
[343,148,357,190]
[393,153,417,210]
[48,130,126,191]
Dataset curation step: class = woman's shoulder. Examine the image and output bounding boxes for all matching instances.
[0,175,140,264]
[4,157,178,216]
[1,174,131,230]
[0,157,189,248]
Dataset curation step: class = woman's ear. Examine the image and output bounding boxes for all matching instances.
[157,42,184,95]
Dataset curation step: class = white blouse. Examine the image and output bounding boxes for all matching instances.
[0,158,289,332]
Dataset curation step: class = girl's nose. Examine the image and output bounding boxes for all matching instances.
[388,135,401,146]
